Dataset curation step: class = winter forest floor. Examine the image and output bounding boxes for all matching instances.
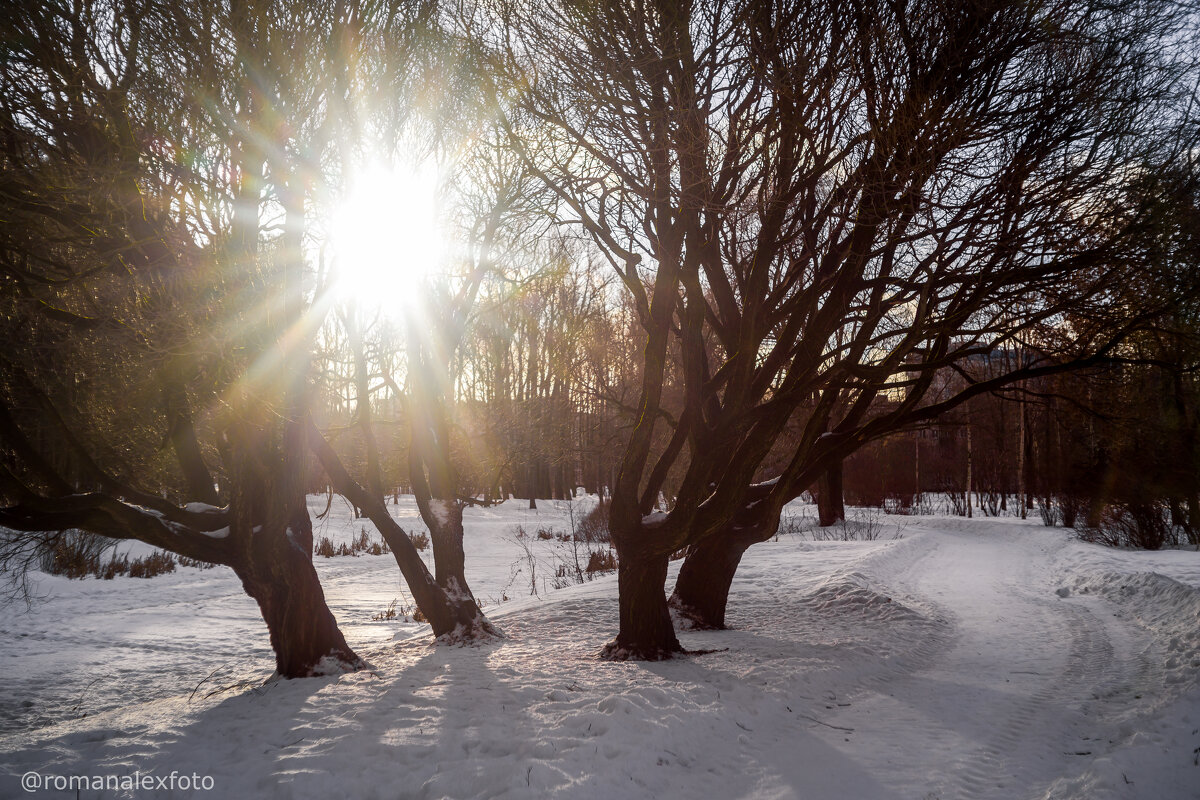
[1,497,1198,799]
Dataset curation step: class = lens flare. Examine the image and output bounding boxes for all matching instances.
[329,161,444,310]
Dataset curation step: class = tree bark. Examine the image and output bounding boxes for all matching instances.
[223,420,364,677]
[346,306,385,504]
[600,549,681,660]
[668,534,753,630]
[232,523,362,677]
[1018,381,1027,519]
[817,461,845,526]
[424,497,469,596]
[669,494,780,630]
[1186,495,1200,547]
[405,312,484,606]
[308,417,498,641]
[966,420,974,518]
[161,378,220,505]
[914,433,921,509]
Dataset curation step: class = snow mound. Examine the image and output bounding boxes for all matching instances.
[803,570,923,622]
[1068,571,1200,686]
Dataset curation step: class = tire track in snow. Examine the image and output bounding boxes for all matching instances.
[947,599,1112,800]
[809,525,1161,800]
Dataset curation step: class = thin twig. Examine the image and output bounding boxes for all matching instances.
[71,677,102,714]
[189,665,224,703]
[796,712,854,733]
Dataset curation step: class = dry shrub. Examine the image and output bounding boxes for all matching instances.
[352,528,371,552]
[1078,501,1177,550]
[578,503,611,543]
[370,598,427,623]
[128,551,176,578]
[40,531,114,578]
[585,548,617,574]
[314,528,392,557]
[178,555,217,570]
[314,536,336,558]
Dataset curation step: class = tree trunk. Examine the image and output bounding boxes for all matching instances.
[914,433,921,509]
[426,497,469,597]
[528,466,538,509]
[553,462,565,500]
[1186,495,1200,547]
[225,424,364,678]
[669,494,780,630]
[161,378,220,505]
[1018,381,1027,519]
[817,461,845,526]
[307,418,498,642]
[375,506,492,640]
[600,550,681,660]
[1170,498,1185,527]
[403,314,490,628]
[966,420,973,518]
[232,525,363,678]
[668,534,754,630]
[346,306,385,504]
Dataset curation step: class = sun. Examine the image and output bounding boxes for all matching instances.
[328,161,445,309]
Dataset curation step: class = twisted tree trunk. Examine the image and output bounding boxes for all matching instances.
[308,417,499,641]
[669,491,781,630]
[669,529,760,630]
[223,418,364,676]
[601,541,681,661]
[232,521,362,677]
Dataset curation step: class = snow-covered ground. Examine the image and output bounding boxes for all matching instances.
[1,497,1198,799]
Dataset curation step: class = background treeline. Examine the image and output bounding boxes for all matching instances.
[310,258,642,506]
[836,355,1200,549]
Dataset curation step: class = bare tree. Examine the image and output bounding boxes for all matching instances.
[0,0,436,676]
[480,0,1199,656]
[309,114,556,636]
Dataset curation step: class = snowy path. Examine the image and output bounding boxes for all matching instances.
[807,523,1169,800]
[1,506,1197,799]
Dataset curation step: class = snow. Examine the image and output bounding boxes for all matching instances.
[1,499,1198,799]
[429,498,456,530]
[182,503,225,514]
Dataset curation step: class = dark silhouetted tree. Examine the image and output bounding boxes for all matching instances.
[482,0,1199,654]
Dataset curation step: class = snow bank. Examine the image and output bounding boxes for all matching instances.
[803,570,925,622]
[1041,543,1200,800]
[1064,571,1200,687]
